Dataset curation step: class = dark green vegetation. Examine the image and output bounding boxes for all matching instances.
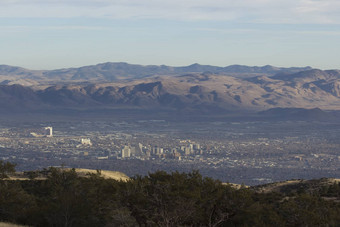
[0,161,16,179]
[1,167,340,226]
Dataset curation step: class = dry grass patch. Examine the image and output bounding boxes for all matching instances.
[71,168,130,181]
[0,222,28,227]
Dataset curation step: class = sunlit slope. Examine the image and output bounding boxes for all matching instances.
[0,222,27,227]
[6,168,129,181]
[71,168,129,181]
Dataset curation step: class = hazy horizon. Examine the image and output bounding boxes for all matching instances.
[0,61,318,71]
[1,0,340,70]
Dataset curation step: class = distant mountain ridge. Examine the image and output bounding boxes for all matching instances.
[0,62,313,86]
[258,107,337,121]
[1,68,340,114]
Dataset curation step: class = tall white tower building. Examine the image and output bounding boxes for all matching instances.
[122,146,131,158]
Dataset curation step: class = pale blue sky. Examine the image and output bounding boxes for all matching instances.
[1,0,340,70]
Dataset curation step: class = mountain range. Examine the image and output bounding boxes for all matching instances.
[0,62,312,86]
[1,62,340,116]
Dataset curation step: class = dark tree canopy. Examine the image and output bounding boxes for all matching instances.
[0,160,16,179]
[0,163,340,226]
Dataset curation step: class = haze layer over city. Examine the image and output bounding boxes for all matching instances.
[1,0,340,185]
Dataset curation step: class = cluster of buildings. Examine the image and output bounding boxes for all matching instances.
[119,140,202,160]
[1,120,339,186]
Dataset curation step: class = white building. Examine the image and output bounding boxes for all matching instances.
[44,127,53,137]
[122,145,131,158]
[81,138,92,146]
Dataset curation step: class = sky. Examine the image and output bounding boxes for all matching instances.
[1,0,340,70]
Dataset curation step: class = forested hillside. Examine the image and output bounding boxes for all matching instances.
[0,163,340,226]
